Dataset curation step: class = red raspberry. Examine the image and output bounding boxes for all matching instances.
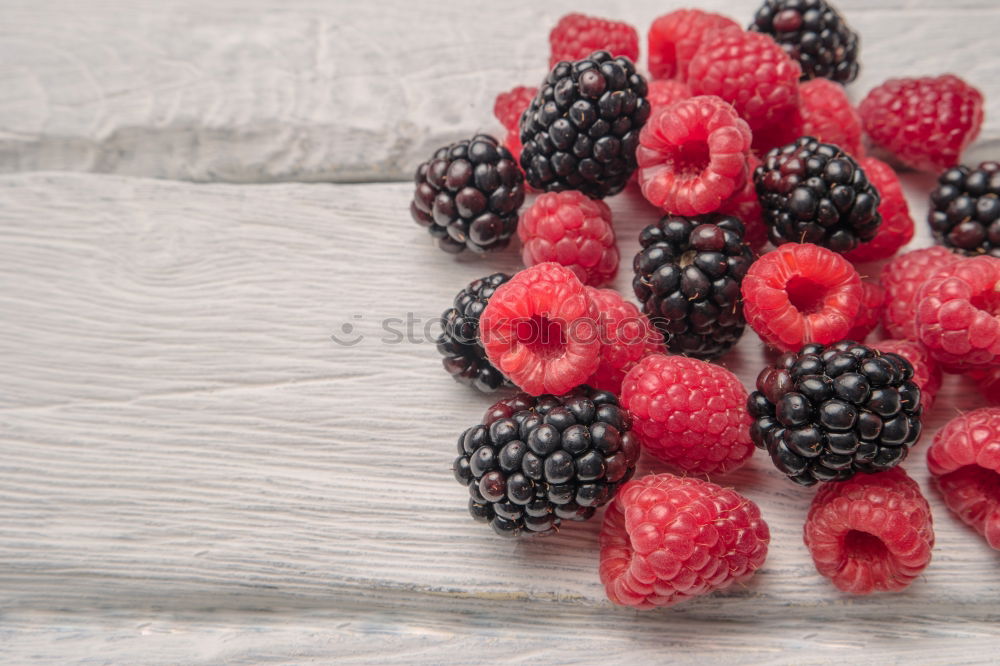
[804,467,934,595]
[859,75,985,173]
[480,262,600,396]
[549,13,639,68]
[646,79,692,113]
[493,85,537,132]
[687,27,801,134]
[843,158,914,263]
[518,191,618,287]
[742,243,863,352]
[927,407,1000,550]
[637,96,753,216]
[967,366,1000,405]
[620,354,753,475]
[599,473,769,609]
[871,339,942,411]
[647,9,739,81]
[584,287,665,394]
[798,78,864,157]
[846,279,884,342]
[718,152,768,251]
[749,105,804,159]
[880,247,960,340]
[915,256,1000,370]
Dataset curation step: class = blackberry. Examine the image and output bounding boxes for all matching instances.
[756,136,881,253]
[436,273,511,393]
[454,386,640,537]
[749,0,859,84]
[748,340,923,487]
[519,50,651,199]
[929,162,1000,257]
[411,134,525,254]
[632,215,753,359]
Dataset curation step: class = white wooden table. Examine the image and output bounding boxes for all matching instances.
[2,1,1000,663]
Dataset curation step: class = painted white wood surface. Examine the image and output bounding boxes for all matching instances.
[1,0,998,182]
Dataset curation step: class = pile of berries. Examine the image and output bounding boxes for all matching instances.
[406,1,994,609]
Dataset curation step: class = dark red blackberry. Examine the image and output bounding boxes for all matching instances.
[929,162,1000,257]
[756,136,881,253]
[519,50,651,199]
[437,273,512,393]
[632,215,753,360]
[454,386,640,537]
[749,0,859,84]
[748,340,923,487]
[411,134,525,254]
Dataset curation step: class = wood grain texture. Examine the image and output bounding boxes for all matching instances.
[2,172,1000,663]
[1,0,999,183]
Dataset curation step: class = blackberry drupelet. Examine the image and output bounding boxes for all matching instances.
[749,0,859,84]
[437,273,512,393]
[411,134,525,254]
[756,136,882,253]
[454,386,640,537]
[748,340,923,487]
[519,50,651,199]
[633,215,753,359]
[929,162,1000,257]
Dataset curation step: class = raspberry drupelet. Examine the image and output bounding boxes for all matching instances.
[880,247,960,341]
[583,286,665,395]
[549,13,640,69]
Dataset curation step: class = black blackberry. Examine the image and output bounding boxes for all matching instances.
[519,50,651,199]
[749,0,860,84]
[756,136,881,253]
[436,273,511,393]
[411,134,525,254]
[748,340,923,487]
[929,162,1000,257]
[454,386,640,537]
[632,215,753,360]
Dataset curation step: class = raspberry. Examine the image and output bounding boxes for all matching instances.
[549,13,640,69]
[437,273,512,393]
[843,158,914,263]
[880,247,960,340]
[967,366,1000,405]
[480,262,601,396]
[718,153,768,251]
[927,407,1000,550]
[584,287,665,394]
[494,86,537,132]
[798,78,864,157]
[859,75,985,173]
[637,96,753,216]
[599,473,770,609]
[804,468,934,594]
[871,340,942,411]
[846,280,884,342]
[647,9,739,81]
[620,354,753,476]
[915,256,1000,370]
[687,27,801,133]
[749,105,804,158]
[645,79,692,112]
[742,243,863,351]
[518,191,619,287]
[929,162,1000,257]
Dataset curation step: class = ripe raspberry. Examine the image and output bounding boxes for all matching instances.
[749,105,804,159]
[718,153,768,251]
[860,75,985,173]
[518,191,619,287]
[880,247,960,340]
[843,158,914,263]
[967,366,1000,405]
[687,27,801,133]
[637,96,753,216]
[647,9,739,81]
[584,287,666,394]
[549,13,639,68]
[804,468,934,594]
[915,256,1000,370]
[798,78,864,157]
[846,280,884,342]
[494,86,537,132]
[927,407,1000,550]
[480,262,601,396]
[742,243,863,351]
[620,354,753,475]
[646,79,692,112]
[871,340,942,411]
[599,473,769,609]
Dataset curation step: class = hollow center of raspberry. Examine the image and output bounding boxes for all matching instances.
[843,530,889,563]
[515,314,566,359]
[671,140,710,175]
[785,277,827,314]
